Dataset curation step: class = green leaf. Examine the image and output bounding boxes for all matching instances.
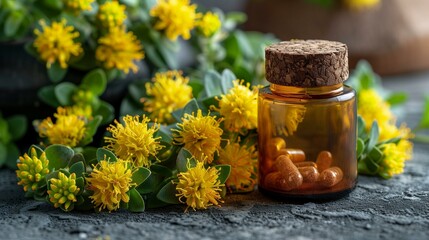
[96,148,117,162]
[69,161,85,178]
[386,92,408,106]
[172,98,200,122]
[38,85,61,107]
[368,147,383,163]
[93,101,114,125]
[0,118,11,143]
[145,44,167,68]
[81,69,107,96]
[68,153,85,168]
[220,69,236,94]
[132,167,151,186]
[156,182,180,204]
[136,173,164,194]
[55,82,78,106]
[75,177,84,191]
[128,188,145,212]
[4,11,24,37]
[202,96,219,109]
[418,96,429,129]
[7,115,27,141]
[0,142,6,166]
[176,148,194,172]
[28,145,44,157]
[84,115,102,138]
[45,144,74,171]
[357,138,365,157]
[357,116,366,138]
[5,143,19,170]
[47,61,67,83]
[203,70,223,97]
[214,165,231,184]
[366,158,380,174]
[367,121,379,152]
[156,125,173,144]
[150,164,172,177]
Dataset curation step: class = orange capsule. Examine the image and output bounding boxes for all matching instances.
[319,167,343,187]
[267,137,286,159]
[279,148,306,163]
[264,171,303,191]
[294,161,317,168]
[316,151,333,172]
[269,155,303,190]
[298,166,319,183]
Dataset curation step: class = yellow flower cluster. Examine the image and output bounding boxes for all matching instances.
[358,89,410,141]
[105,115,163,167]
[63,0,94,12]
[96,26,144,74]
[197,12,221,37]
[38,107,86,147]
[218,143,257,191]
[215,80,258,132]
[47,172,80,211]
[380,140,413,178]
[150,0,201,41]
[97,1,127,29]
[344,0,380,10]
[87,159,135,211]
[176,161,223,211]
[174,109,223,163]
[16,148,50,192]
[143,71,193,123]
[33,20,82,69]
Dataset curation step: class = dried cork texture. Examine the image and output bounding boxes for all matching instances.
[265,40,349,87]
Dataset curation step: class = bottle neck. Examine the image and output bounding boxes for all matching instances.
[270,83,344,97]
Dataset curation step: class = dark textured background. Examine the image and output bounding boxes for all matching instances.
[1,71,429,240]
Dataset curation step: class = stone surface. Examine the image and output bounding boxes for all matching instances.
[1,72,429,240]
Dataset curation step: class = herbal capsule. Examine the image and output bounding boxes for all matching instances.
[298,166,319,183]
[294,161,317,168]
[319,167,343,187]
[258,40,357,200]
[316,151,333,172]
[267,137,286,159]
[270,155,303,190]
[264,171,303,191]
[281,148,306,163]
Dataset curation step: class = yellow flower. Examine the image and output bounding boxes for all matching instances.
[63,0,94,12]
[143,70,193,123]
[197,11,221,37]
[218,143,257,191]
[87,159,135,211]
[96,26,144,74]
[173,109,223,163]
[150,0,201,41]
[380,140,413,178]
[215,80,258,132]
[105,115,163,167]
[97,1,127,28]
[176,161,223,211]
[16,148,50,192]
[66,105,93,120]
[358,89,413,141]
[38,107,86,147]
[34,19,82,68]
[47,172,80,211]
[344,0,380,10]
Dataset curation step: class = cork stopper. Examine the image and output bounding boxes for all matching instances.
[265,40,349,87]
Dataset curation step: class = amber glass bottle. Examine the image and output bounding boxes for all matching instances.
[258,40,357,200]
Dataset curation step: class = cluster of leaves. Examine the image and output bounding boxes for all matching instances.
[189,11,277,85]
[37,68,114,125]
[0,113,27,169]
[348,61,411,178]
